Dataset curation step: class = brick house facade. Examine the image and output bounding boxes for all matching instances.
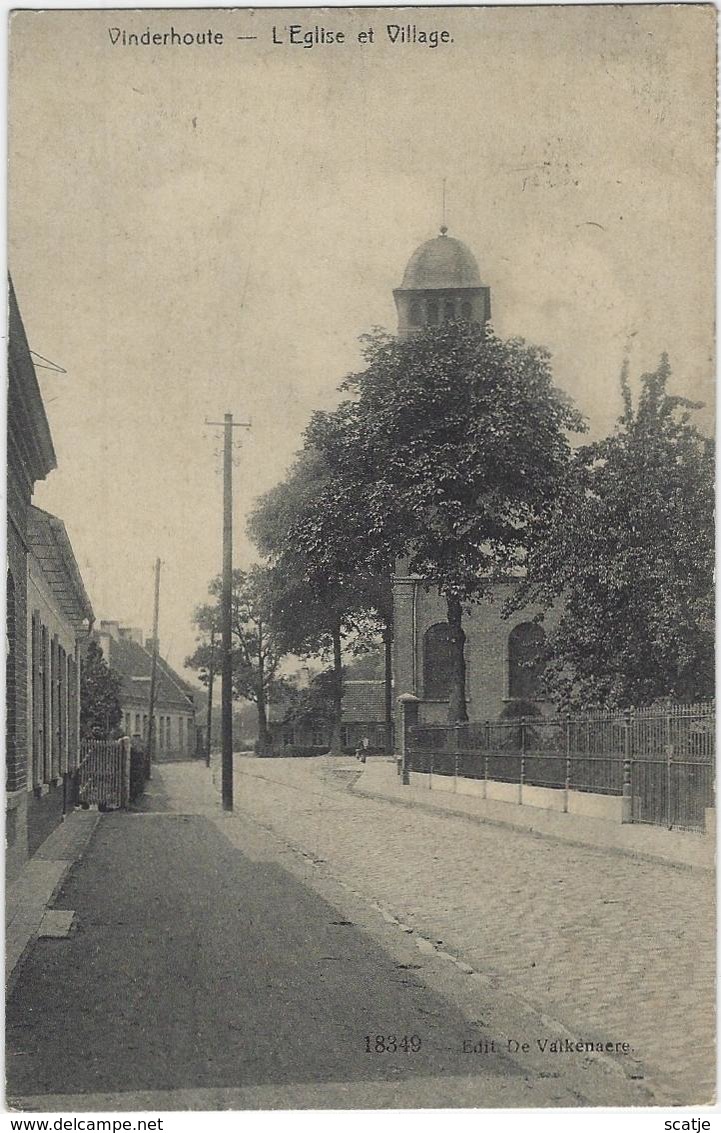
[7,279,57,878]
[26,507,94,855]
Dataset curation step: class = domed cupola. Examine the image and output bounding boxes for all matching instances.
[394,227,491,339]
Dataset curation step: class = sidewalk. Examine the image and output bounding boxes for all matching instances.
[353,759,715,870]
[6,810,100,986]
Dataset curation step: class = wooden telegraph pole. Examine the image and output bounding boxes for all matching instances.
[146,557,161,780]
[206,413,251,810]
[205,627,216,769]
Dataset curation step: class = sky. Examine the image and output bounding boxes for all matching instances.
[8,5,715,677]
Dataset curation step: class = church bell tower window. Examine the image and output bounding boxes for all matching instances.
[461,300,473,321]
[427,298,439,325]
[409,300,422,326]
[444,299,455,322]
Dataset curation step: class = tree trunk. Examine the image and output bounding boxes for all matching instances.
[383,619,393,755]
[446,595,468,723]
[256,653,269,753]
[329,621,343,755]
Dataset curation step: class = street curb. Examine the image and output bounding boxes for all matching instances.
[349,780,714,874]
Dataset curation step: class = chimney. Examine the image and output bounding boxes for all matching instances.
[96,632,112,664]
[99,620,120,641]
[145,636,159,654]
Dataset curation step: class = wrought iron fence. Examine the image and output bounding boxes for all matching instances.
[406,702,714,832]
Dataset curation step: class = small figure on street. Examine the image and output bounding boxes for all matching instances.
[356,735,370,764]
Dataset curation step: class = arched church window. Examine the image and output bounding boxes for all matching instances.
[423,622,454,700]
[427,299,439,326]
[508,622,546,700]
[409,300,422,326]
[461,300,473,321]
[444,299,455,322]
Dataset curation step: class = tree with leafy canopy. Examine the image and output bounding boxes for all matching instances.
[248,448,384,753]
[184,565,289,750]
[508,354,714,709]
[286,408,397,749]
[80,640,123,740]
[328,321,584,722]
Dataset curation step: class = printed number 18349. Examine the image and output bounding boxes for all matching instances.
[364,1034,422,1053]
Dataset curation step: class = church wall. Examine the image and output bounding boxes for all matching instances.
[393,576,561,726]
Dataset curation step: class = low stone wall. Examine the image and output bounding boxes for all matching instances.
[408,771,624,821]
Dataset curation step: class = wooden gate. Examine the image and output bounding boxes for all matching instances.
[76,738,130,810]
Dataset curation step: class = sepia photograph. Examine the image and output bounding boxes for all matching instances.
[5,3,716,1115]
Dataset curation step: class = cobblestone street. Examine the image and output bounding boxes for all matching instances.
[230,755,715,1104]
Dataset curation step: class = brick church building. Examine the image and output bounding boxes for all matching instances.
[391,229,557,726]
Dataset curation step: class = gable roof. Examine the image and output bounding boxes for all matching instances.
[100,633,196,713]
[342,680,386,723]
[28,506,94,632]
[8,277,57,487]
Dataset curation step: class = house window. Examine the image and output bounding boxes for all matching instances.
[6,570,15,774]
[508,622,546,700]
[42,625,50,782]
[423,622,455,701]
[134,713,141,736]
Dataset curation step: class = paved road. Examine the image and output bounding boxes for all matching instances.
[6,771,577,1111]
[7,758,711,1110]
[227,755,715,1106]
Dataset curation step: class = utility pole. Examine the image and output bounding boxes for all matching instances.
[146,557,161,781]
[206,413,251,810]
[205,627,216,769]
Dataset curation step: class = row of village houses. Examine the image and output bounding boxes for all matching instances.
[6,279,197,880]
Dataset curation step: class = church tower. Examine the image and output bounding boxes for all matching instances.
[393,226,491,339]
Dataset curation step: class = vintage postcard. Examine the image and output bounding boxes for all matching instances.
[6,3,716,1116]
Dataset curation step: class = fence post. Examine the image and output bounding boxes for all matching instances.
[564,712,571,814]
[397,694,419,786]
[121,736,131,808]
[484,720,489,799]
[622,708,634,823]
[519,717,525,805]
